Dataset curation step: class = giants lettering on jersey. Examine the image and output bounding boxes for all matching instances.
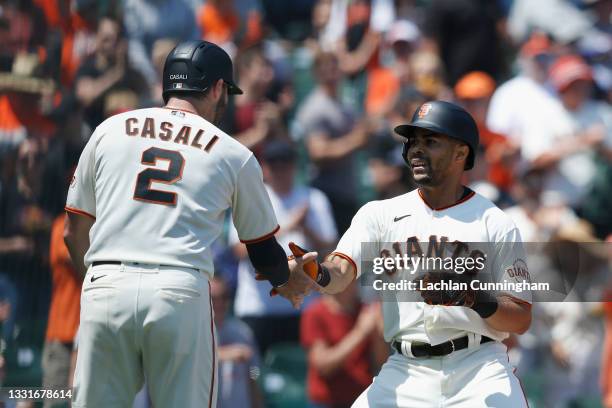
[125,117,219,153]
[505,259,530,280]
[380,235,486,275]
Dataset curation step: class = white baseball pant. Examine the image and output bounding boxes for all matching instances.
[72,262,217,408]
[352,341,528,408]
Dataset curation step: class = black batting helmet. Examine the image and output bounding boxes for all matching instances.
[394,101,479,170]
[162,40,243,103]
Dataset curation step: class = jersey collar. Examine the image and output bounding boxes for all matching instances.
[417,187,475,211]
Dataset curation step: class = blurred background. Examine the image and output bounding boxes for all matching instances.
[0,0,611,407]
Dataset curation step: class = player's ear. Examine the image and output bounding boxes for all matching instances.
[455,143,469,164]
[211,79,224,101]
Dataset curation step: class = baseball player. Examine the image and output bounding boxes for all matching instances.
[292,101,533,407]
[64,40,314,408]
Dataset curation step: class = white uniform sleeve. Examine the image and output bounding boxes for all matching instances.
[65,131,97,219]
[333,202,379,278]
[232,154,279,243]
[491,228,532,304]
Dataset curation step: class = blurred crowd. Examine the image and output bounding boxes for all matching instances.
[0,0,611,407]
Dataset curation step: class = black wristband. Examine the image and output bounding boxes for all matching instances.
[316,264,331,287]
[270,269,290,288]
[471,291,498,319]
[245,237,290,287]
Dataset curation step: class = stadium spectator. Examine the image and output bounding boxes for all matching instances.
[486,32,563,142]
[295,51,371,232]
[230,141,337,355]
[548,55,612,233]
[423,0,507,86]
[538,223,607,407]
[0,0,46,61]
[260,0,313,40]
[74,16,148,129]
[301,281,388,408]
[507,0,593,45]
[223,46,290,151]
[317,0,394,70]
[0,52,57,151]
[365,19,420,118]
[212,276,264,408]
[485,34,596,207]
[34,0,99,86]
[42,214,81,408]
[146,38,178,107]
[196,0,263,53]
[454,71,519,195]
[122,0,199,86]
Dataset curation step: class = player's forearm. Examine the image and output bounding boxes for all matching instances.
[319,258,356,294]
[63,213,93,277]
[482,295,532,334]
[246,237,290,287]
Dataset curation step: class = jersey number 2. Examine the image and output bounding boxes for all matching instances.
[133,147,185,206]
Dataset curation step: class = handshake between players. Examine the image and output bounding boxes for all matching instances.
[258,242,357,308]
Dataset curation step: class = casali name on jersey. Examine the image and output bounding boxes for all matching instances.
[124,117,220,153]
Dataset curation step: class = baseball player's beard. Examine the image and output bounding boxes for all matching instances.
[410,158,434,186]
[413,173,433,185]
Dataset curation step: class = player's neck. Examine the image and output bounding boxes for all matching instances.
[418,183,466,210]
[165,98,214,122]
[165,98,198,114]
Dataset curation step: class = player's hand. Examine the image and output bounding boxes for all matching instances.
[255,242,321,301]
[414,271,476,306]
[275,251,319,308]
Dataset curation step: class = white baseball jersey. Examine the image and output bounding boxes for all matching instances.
[334,188,531,345]
[66,107,279,276]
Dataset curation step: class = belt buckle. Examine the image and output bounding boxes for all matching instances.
[449,338,456,353]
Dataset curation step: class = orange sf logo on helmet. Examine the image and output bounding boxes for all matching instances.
[418,103,432,118]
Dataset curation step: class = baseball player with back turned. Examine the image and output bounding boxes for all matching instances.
[64,40,315,408]
[291,101,533,407]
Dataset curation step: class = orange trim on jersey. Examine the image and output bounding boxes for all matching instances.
[329,251,358,281]
[502,293,533,307]
[64,206,96,220]
[240,225,280,244]
[417,188,475,211]
[208,281,216,408]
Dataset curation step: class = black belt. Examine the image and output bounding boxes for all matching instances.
[393,335,493,358]
[92,261,122,266]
